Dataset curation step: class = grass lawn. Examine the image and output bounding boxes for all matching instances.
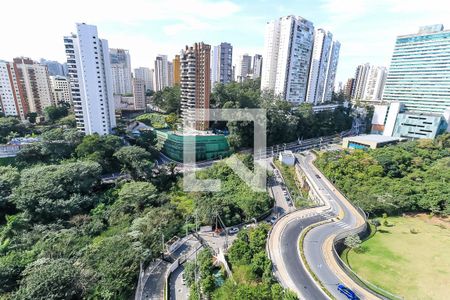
[346,216,450,300]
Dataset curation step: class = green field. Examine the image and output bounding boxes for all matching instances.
[346,216,450,300]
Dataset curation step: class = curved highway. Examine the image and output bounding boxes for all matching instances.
[268,151,379,300]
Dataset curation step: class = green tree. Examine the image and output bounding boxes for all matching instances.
[57,115,77,127]
[165,113,179,130]
[114,146,153,179]
[0,166,20,221]
[152,86,181,114]
[14,258,85,300]
[134,129,157,151]
[0,117,28,143]
[76,134,123,173]
[344,234,362,250]
[113,181,160,216]
[44,105,69,123]
[12,161,101,223]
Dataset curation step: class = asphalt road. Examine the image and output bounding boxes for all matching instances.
[280,212,332,300]
[297,152,364,300]
[269,150,373,300]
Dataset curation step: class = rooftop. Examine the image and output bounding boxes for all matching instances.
[344,134,399,144]
[280,150,294,158]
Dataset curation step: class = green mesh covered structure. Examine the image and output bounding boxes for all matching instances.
[154,129,231,162]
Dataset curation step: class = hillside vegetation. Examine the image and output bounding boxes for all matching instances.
[316,133,450,215]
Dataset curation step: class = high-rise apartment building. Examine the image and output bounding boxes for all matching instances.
[49,75,72,104]
[167,61,174,87]
[0,61,28,119]
[134,67,153,92]
[180,42,211,131]
[352,63,387,101]
[110,48,132,95]
[306,29,340,104]
[64,23,116,135]
[353,63,371,100]
[252,54,263,79]
[173,55,181,85]
[343,78,355,99]
[13,57,54,115]
[132,77,146,110]
[154,55,169,92]
[363,66,387,101]
[236,54,252,83]
[211,42,233,88]
[383,25,450,114]
[324,40,340,102]
[261,15,315,104]
[306,29,333,104]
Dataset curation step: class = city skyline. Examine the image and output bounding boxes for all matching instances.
[1,0,449,84]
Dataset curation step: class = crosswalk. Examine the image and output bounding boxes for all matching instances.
[333,221,351,229]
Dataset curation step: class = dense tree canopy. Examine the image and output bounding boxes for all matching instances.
[211,225,298,299]
[12,161,102,223]
[316,134,450,215]
[152,85,181,114]
[0,117,28,144]
[211,79,353,149]
[193,155,272,226]
[114,146,154,179]
[15,128,84,168]
[14,258,85,300]
[76,134,124,173]
[44,105,69,123]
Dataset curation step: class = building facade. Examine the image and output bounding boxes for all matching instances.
[363,66,387,101]
[0,61,28,119]
[211,42,233,88]
[13,57,54,116]
[154,55,169,92]
[353,63,371,100]
[236,54,252,83]
[134,67,153,92]
[261,15,315,104]
[343,78,355,99]
[49,75,72,104]
[132,78,146,110]
[306,29,333,104]
[180,42,211,131]
[383,25,450,114]
[324,41,340,102]
[173,55,181,85]
[252,54,263,79]
[64,23,116,135]
[371,102,449,139]
[110,48,132,95]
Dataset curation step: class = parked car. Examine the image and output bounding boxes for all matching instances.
[228,227,239,235]
[270,216,278,224]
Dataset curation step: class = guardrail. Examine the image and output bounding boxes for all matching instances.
[326,180,403,300]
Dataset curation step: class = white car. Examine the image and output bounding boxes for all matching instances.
[228,227,239,234]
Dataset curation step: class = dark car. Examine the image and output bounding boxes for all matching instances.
[337,284,360,300]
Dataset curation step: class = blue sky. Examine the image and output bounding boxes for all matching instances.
[1,0,449,84]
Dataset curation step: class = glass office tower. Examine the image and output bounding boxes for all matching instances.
[383,25,450,114]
